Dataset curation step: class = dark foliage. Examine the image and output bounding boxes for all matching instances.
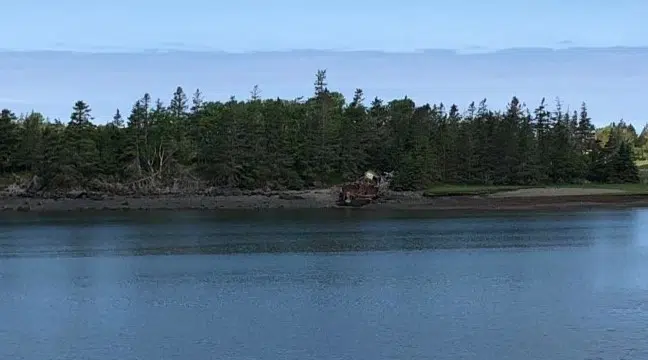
[0,71,640,192]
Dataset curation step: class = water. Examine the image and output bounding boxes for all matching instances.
[1,208,648,360]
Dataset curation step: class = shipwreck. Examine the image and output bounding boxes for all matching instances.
[336,171,392,207]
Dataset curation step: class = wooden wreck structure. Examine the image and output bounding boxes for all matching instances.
[337,171,391,207]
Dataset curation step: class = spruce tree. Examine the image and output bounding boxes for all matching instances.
[0,109,18,173]
[0,72,643,192]
[610,142,639,183]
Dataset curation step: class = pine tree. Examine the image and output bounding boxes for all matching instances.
[111,109,124,127]
[609,142,639,183]
[0,72,642,193]
[0,109,18,173]
[64,101,100,182]
[169,86,188,120]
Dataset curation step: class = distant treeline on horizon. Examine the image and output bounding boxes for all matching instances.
[0,70,643,193]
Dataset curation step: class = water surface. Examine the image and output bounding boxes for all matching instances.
[1,209,647,359]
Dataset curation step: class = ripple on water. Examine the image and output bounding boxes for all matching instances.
[1,209,648,359]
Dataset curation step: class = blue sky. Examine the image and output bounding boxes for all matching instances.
[0,1,647,127]
[3,0,647,51]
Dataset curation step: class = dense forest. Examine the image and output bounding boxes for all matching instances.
[0,70,643,195]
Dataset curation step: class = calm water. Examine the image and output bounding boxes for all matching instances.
[1,209,648,360]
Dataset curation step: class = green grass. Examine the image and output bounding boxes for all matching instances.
[423,183,648,197]
[423,185,531,197]
[561,183,648,194]
[636,160,648,169]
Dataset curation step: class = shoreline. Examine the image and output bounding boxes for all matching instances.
[3,188,648,213]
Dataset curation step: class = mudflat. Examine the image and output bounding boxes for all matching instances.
[1,187,648,212]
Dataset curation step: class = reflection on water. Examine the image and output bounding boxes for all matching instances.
[1,208,648,360]
[0,208,641,258]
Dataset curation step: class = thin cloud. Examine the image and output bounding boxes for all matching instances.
[556,40,575,46]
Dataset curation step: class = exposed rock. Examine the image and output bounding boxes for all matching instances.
[2,184,25,197]
[26,175,44,194]
[278,194,305,200]
[88,192,107,201]
[66,190,87,199]
[16,203,31,212]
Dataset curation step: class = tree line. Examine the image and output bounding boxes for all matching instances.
[0,70,642,194]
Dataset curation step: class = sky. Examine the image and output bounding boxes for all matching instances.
[1,0,647,126]
[3,0,648,51]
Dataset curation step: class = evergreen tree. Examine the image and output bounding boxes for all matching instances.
[610,142,640,183]
[64,101,100,182]
[0,109,18,173]
[0,70,641,192]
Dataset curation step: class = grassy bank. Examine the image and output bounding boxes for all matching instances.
[423,184,648,197]
[635,160,648,169]
[422,185,531,197]
[558,183,648,194]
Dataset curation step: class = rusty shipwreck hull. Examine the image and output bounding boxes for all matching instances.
[337,182,380,207]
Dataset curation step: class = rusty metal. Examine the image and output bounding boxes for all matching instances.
[336,175,381,207]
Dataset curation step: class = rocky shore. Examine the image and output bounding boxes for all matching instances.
[0,188,338,212]
[2,186,648,212]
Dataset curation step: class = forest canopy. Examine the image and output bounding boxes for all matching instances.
[0,70,643,194]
